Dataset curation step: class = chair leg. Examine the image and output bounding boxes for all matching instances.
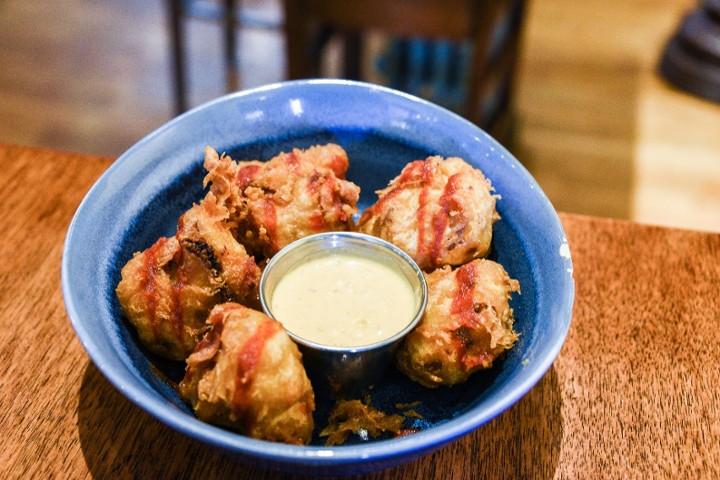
[343,31,363,80]
[283,0,309,78]
[465,0,505,128]
[466,0,527,135]
[168,0,188,114]
[223,0,240,92]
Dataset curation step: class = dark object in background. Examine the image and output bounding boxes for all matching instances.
[659,0,720,104]
[283,0,528,146]
[167,0,282,115]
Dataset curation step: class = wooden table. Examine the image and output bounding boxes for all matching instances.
[2,144,718,478]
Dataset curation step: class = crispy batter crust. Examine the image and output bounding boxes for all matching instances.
[204,144,360,258]
[395,259,520,387]
[116,194,261,360]
[179,303,315,445]
[358,156,498,271]
[116,144,521,441]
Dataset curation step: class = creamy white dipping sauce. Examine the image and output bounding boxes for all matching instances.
[270,253,417,348]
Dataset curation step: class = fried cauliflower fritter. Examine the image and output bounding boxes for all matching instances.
[115,141,522,443]
[358,156,498,271]
[176,193,262,309]
[395,259,520,388]
[179,303,315,445]
[203,144,360,258]
[116,194,261,360]
[320,398,404,446]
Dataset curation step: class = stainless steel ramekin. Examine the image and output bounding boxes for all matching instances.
[260,231,427,398]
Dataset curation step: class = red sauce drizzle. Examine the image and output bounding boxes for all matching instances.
[463,348,491,370]
[332,187,349,223]
[305,171,322,201]
[284,150,300,173]
[209,304,235,324]
[141,238,167,338]
[169,247,186,340]
[231,318,281,427]
[358,183,402,224]
[429,174,462,267]
[359,162,409,222]
[306,171,333,231]
[238,256,261,308]
[451,262,478,327]
[242,255,260,288]
[450,263,493,369]
[259,198,278,254]
[412,161,434,263]
[309,211,325,231]
[236,164,260,190]
[329,153,347,179]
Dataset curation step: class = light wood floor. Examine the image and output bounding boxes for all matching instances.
[1,0,719,232]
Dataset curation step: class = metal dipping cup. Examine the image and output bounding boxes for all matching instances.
[259,232,428,398]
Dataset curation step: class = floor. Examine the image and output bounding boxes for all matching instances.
[1,0,719,232]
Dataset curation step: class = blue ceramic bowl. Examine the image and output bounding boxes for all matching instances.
[62,80,574,475]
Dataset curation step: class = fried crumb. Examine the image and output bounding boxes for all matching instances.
[320,399,404,446]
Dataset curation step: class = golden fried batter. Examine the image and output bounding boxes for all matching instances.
[176,193,262,309]
[203,144,360,258]
[358,156,498,271]
[179,303,315,445]
[116,194,261,360]
[395,259,520,387]
[320,398,404,446]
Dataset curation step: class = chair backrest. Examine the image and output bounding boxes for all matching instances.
[283,0,528,141]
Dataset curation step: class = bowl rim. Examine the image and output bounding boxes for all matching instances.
[62,78,575,472]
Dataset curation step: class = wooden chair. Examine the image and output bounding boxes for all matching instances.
[167,0,281,114]
[282,0,528,143]
[659,0,720,104]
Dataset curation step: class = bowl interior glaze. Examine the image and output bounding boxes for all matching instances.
[62,80,574,476]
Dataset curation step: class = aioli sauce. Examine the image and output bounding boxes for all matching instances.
[270,253,417,347]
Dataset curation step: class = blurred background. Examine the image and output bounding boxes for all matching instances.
[1,0,719,231]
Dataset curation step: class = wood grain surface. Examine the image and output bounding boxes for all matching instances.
[1,144,718,479]
[3,0,720,232]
